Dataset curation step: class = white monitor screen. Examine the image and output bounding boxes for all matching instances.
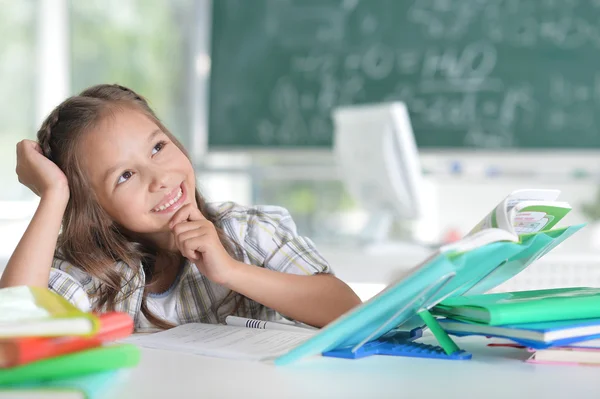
[333,102,424,221]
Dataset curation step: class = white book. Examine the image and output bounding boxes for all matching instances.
[123,323,314,361]
[530,346,600,365]
[0,286,96,338]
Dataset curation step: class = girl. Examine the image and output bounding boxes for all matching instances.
[1,84,361,330]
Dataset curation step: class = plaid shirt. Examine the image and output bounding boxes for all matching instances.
[48,202,332,329]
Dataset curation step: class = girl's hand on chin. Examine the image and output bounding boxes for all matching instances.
[169,203,238,286]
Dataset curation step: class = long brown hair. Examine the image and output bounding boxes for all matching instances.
[37,84,240,329]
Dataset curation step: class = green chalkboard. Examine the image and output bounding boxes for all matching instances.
[209,0,600,149]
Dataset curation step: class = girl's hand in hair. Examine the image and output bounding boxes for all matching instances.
[169,204,237,285]
[16,140,69,200]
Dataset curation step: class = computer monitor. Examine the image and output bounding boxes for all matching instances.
[332,102,425,242]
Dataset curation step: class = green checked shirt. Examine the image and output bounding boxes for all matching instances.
[48,202,332,330]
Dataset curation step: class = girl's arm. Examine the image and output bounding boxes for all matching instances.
[0,140,70,289]
[225,262,361,328]
[0,191,68,288]
[170,203,362,328]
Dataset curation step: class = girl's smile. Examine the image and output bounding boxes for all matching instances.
[151,182,187,214]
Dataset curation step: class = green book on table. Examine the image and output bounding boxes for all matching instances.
[0,344,140,386]
[0,370,121,399]
[432,287,600,325]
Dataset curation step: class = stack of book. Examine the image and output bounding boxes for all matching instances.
[0,286,139,398]
[432,287,600,366]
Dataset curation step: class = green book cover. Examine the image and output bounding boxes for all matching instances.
[0,370,121,399]
[432,287,600,326]
[0,344,140,386]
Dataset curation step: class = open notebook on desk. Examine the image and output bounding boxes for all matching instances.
[124,322,313,361]
[124,316,421,361]
[128,189,585,365]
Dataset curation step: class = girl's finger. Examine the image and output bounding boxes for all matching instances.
[169,204,193,227]
[33,143,44,155]
[180,236,208,260]
[22,140,42,154]
[175,227,208,245]
[169,205,192,228]
[171,220,204,236]
[169,204,206,228]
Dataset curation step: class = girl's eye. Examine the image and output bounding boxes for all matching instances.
[152,141,167,155]
[117,171,133,185]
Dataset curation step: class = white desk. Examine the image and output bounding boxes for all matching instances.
[110,335,600,399]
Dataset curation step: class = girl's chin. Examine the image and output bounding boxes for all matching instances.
[138,232,178,250]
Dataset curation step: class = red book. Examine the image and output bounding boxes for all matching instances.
[0,312,134,368]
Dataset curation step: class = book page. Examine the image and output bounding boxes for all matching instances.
[0,286,50,322]
[467,189,562,237]
[123,323,313,361]
[504,189,561,212]
[467,197,510,235]
[513,211,552,234]
[511,201,571,234]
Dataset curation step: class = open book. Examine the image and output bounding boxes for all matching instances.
[123,322,314,361]
[441,189,571,254]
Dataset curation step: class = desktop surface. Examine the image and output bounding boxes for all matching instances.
[112,335,598,399]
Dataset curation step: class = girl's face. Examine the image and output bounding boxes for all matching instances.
[80,108,197,241]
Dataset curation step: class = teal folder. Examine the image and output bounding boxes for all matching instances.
[274,224,585,365]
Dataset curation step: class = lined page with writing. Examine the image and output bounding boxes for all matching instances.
[123,323,313,361]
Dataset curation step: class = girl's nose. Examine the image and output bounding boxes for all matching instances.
[148,172,169,193]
